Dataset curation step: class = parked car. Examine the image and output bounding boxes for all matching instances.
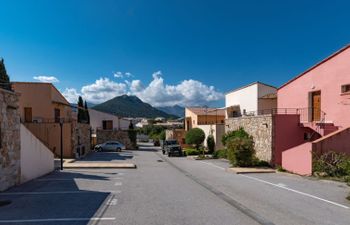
[162,139,183,157]
[95,141,126,152]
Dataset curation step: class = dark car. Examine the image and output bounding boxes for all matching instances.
[162,139,183,157]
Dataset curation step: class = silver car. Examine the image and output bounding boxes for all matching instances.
[95,141,126,152]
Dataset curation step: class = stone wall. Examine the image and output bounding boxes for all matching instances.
[72,122,91,158]
[96,129,133,149]
[0,88,20,191]
[225,115,273,163]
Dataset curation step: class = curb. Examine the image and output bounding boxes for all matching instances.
[63,163,137,169]
[226,168,276,174]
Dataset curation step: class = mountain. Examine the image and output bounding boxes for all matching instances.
[157,105,184,118]
[92,95,177,118]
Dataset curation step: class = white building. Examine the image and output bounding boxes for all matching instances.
[89,109,130,133]
[225,82,277,118]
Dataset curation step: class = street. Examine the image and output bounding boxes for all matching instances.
[0,144,349,225]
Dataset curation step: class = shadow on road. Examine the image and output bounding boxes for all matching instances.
[0,170,114,225]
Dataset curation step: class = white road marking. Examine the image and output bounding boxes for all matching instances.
[0,217,116,223]
[200,161,226,170]
[114,182,122,186]
[0,190,121,195]
[199,160,349,210]
[240,174,350,209]
[106,198,118,206]
[37,178,74,181]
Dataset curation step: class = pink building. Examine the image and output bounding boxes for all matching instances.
[276,44,350,175]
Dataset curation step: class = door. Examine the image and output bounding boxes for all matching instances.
[311,91,321,121]
[54,108,60,123]
[24,107,32,122]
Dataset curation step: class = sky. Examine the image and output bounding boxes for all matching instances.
[1,0,350,107]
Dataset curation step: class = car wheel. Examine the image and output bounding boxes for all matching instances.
[117,147,122,152]
[168,152,171,157]
[162,150,165,155]
[98,147,103,152]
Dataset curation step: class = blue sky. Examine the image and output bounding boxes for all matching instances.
[1,0,350,107]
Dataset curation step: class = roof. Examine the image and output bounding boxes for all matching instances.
[186,107,226,116]
[225,81,277,95]
[279,44,350,90]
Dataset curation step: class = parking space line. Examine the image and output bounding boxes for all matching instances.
[114,182,122,186]
[200,161,226,170]
[0,217,116,223]
[240,174,349,209]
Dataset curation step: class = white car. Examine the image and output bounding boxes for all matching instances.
[95,141,126,152]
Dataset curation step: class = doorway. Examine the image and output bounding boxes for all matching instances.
[311,91,321,121]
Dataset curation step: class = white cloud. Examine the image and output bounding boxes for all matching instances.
[33,75,59,83]
[114,71,133,78]
[62,71,223,107]
[62,88,80,103]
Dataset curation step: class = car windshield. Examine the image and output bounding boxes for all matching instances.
[166,140,178,145]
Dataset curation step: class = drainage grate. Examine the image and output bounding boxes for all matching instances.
[157,160,164,162]
[0,200,11,207]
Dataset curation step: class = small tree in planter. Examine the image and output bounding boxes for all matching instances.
[207,135,215,154]
[185,128,205,155]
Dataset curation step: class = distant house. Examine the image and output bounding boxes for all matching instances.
[185,107,226,150]
[89,109,129,133]
[276,44,350,175]
[225,82,277,118]
[12,82,91,158]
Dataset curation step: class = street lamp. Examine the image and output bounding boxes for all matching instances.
[59,118,64,170]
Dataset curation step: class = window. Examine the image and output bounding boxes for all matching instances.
[102,120,113,130]
[341,84,350,94]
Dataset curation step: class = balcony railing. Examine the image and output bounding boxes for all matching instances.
[228,107,326,123]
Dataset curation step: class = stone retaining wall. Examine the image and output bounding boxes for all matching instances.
[0,88,20,191]
[72,123,91,158]
[96,129,133,149]
[225,115,273,163]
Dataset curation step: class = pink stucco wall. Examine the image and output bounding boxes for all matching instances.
[313,127,350,155]
[278,46,350,129]
[273,115,317,165]
[282,142,312,176]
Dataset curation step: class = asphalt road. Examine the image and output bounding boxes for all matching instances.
[0,145,349,225]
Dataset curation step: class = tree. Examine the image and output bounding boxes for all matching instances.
[159,130,166,141]
[84,101,90,124]
[77,96,84,123]
[222,127,250,146]
[129,120,134,130]
[207,135,215,154]
[0,58,11,90]
[185,128,205,150]
[128,121,137,148]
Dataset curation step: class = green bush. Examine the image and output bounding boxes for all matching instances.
[222,127,250,146]
[213,149,227,159]
[185,128,205,150]
[313,151,350,177]
[226,135,255,167]
[252,158,270,167]
[184,148,201,156]
[207,135,215,154]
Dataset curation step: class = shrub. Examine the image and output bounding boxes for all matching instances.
[313,151,350,177]
[184,148,201,156]
[222,127,250,146]
[226,135,255,167]
[213,149,227,159]
[185,128,205,150]
[207,135,215,154]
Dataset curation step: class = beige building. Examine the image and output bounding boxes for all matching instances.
[12,82,91,158]
[185,107,225,131]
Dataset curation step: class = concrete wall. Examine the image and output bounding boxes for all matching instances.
[282,142,312,175]
[278,46,350,128]
[165,129,190,148]
[225,115,273,163]
[0,88,21,191]
[197,124,225,150]
[20,124,54,183]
